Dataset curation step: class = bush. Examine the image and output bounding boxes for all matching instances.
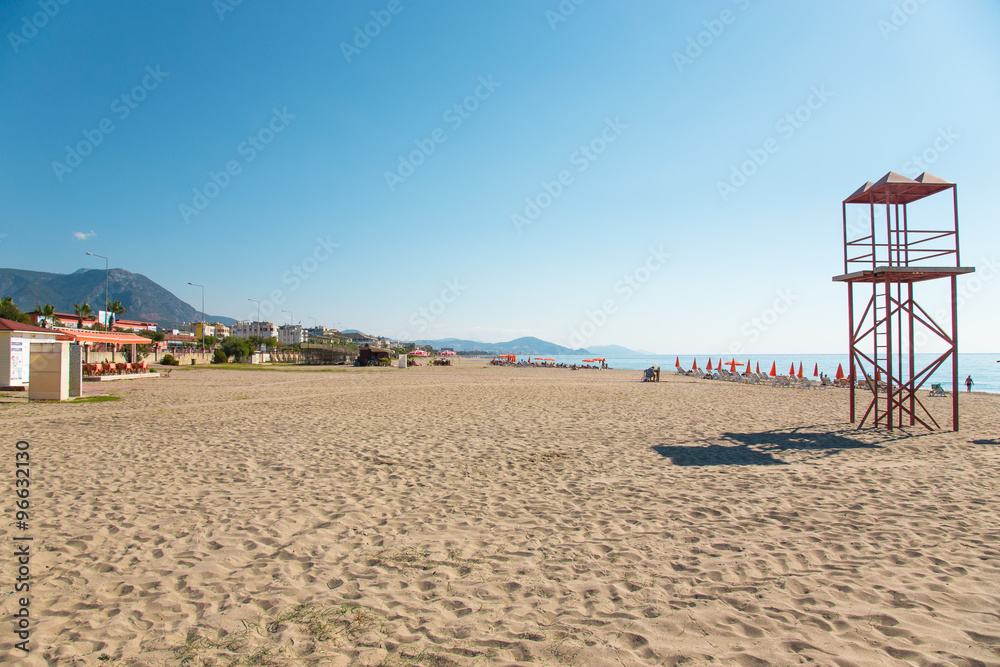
[221,337,252,362]
[212,349,228,364]
[161,354,180,366]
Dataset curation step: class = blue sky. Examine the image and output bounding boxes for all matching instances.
[1,1,998,353]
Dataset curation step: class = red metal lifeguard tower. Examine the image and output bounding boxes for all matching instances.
[834,172,974,431]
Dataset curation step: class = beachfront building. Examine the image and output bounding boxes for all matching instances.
[181,321,228,339]
[163,332,197,349]
[278,324,308,345]
[341,331,377,347]
[231,321,279,340]
[29,311,157,332]
[0,317,61,389]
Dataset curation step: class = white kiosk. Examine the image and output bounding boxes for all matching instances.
[29,340,70,401]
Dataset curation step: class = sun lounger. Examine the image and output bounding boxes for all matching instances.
[928,383,947,397]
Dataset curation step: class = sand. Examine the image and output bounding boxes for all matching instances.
[2,361,999,666]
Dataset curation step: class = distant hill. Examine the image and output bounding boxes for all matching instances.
[414,336,589,355]
[0,267,235,328]
[584,344,653,357]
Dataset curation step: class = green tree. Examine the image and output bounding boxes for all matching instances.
[221,337,252,362]
[201,335,218,349]
[0,296,31,324]
[74,302,94,328]
[137,330,166,343]
[30,303,58,327]
[109,299,127,328]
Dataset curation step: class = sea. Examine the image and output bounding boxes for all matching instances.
[525,353,1000,394]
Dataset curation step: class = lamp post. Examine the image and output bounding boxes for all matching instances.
[248,298,260,348]
[189,282,205,355]
[86,252,109,329]
[282,309,292,345]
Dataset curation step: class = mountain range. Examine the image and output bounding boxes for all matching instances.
[411,337,649,356]
[0,267,235,327]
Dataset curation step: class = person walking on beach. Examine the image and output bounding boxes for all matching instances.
[965,375,974,392]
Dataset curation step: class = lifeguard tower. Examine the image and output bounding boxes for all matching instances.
[833,172,974,431]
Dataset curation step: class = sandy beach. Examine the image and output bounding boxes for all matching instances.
[2,361,999,666]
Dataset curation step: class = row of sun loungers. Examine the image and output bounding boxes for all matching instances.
[674,366,823,389]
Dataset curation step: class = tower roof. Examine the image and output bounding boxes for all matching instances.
[844,171,954,205]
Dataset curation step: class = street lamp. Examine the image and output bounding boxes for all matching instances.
[282,309,293,346]
[248,298,261,347]
[189,282,205,354]
[86,252,109,329]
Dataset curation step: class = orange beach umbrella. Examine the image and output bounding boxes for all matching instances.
[675,356,680,368]
[813,363,819,377]
[769,362,777,377]
[706,359,713,371]
[797,362,804,379]
[789,363,796,376]
[756,362,761,374]
[718,358,723,372]
[691,358,698,371]
[746,359,751,374]
[835,363,845,379]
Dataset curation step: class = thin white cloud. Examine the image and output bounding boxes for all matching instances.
[74,230,96,240]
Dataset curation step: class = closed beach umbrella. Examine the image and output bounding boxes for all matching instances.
[692,358,698,370]
[675,356,680,368]
[769,362,777,377]
[756,362,761,374]
[797,363,804,379]
[718,358,723,372]
[789,363,796,376]
[835,364,845,379]
[746,359,751,373]
[813,363,819,377]
[706,359,713,371]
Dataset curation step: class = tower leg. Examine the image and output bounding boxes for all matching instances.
[908,282,915,426]
[848,283,855,424]
[952,275,959,431]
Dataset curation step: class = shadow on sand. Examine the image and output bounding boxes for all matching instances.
[970,439,1000,445]
[652,425,896,466]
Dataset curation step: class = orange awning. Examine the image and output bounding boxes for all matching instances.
[53,328,151,345]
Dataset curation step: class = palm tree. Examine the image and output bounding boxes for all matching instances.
[31,303,56,327]
[74,302,93,329]
[108,299,127,329]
